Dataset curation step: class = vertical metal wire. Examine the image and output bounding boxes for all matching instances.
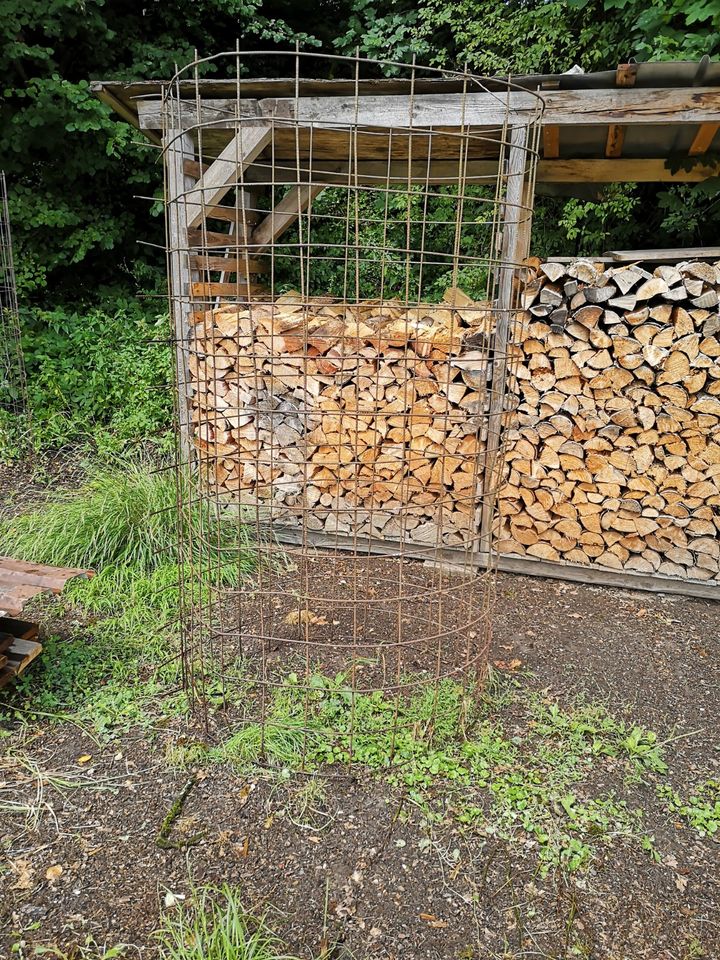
[160,50,543,756]
[0,172,27,418]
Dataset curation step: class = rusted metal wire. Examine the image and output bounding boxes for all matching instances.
[0,171,26,417]
[161,50,543,760]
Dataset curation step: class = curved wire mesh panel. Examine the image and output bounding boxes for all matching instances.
[162,50,543,758]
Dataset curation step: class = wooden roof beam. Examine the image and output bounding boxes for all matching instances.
[137,87,720,131]
[239,157,720,185]
[251,182,327,251]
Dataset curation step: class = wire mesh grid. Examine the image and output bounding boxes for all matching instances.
[0,171,26,416]
[162,50,542,762]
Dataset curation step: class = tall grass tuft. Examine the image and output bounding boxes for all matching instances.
[0,458,256,586]
[155,885,301,960]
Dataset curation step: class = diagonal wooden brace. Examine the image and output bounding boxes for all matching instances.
[186,123,272,229]
[250,182,326,251]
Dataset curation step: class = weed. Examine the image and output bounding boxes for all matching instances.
[658,779,720,838]
[210,671,666,872]
[154,884,302,960]
[11,934,129,959]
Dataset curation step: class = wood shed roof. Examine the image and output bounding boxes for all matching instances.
[92,59,720,185]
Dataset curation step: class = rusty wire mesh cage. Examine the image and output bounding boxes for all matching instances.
[0,171,26,417]
[162,50,543,761]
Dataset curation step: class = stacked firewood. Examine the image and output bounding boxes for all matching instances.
[189,290,502,548]
[497,258,720,583]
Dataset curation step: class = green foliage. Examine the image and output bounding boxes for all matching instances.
[0,301,173,457]
[659,779,720,838]
[568,0,720,63]
[21,941,129,959]
[155,885,302,960]
[276,184,494,301]
[212,674,672,871]
[0,0,343,300]
[0,461,255,732]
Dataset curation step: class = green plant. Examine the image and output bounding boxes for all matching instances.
[30,942,128,959]
[659,780,720,838]
[155,884,302,960]
[0,459,256,731]
[6,301,174,456]
[1,458,254,582]
[210,672,669,872]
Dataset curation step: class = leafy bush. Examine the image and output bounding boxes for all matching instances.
[10,299,173,455]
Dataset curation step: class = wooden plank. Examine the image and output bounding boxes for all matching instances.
[245,158,720,186]
[97,88,162,145]
[0,617,38,640]
[165,129,197,463]
[480,124,530,558]
[188,228,251,247]
[495,554,719,601]
[539,158,720,183]
[154,88,720,131]
[7,637,42,675]
[542,125,559,159]
[183,158,209,179]
[252,183,326,250]
[616,64,638,87]
[138,97,260,130]
[689,122,720,156]
[604,64,635,160]
[189,254,270,274]
[605,124,625,158]
[604,246,720,262]
[184,124,272,229]
[201,203,261,224]
[264,528,719,601]
[190,281,267,298]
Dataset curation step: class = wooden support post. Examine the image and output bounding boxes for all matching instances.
[542,125,559,159]
[605,125,625,158]
[604,64,636,159]
[480,124,531,563]
[165,129,197,464]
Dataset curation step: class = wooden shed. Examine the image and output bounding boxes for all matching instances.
[92,56,720,598]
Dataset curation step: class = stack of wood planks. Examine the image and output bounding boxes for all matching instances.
[498,257,720,583]
[0,618,42,690]
[189,290,501,548]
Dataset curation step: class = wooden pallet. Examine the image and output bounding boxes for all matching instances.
[0,618,42,690]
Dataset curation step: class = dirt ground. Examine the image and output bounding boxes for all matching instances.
[1,462,719,959]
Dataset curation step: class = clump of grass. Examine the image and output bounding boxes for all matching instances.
[155,884,301,960]
[1,458,256,587]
